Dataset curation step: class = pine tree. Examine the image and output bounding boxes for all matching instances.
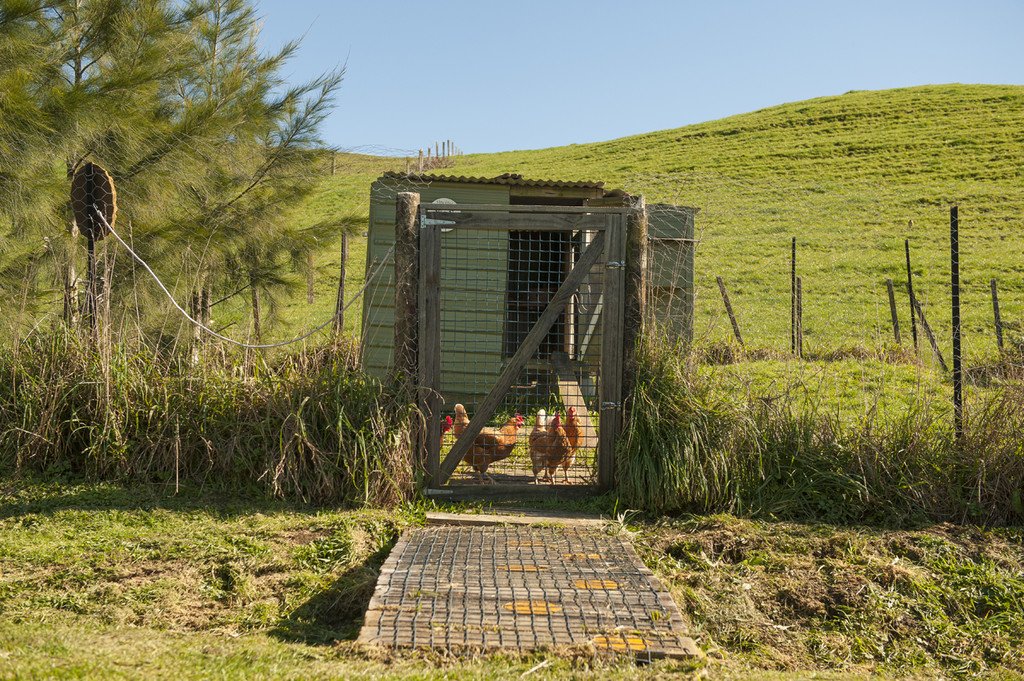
[0,0,344,350]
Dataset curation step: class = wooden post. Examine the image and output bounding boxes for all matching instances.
[251,284,262,346]
[790,237,797,354]
[63,163,79,328]
[418,150,423,172]
[86,233,98,342]
[599,217,626,491]
[910,291,948,372]
[796,276,803,358]
[84,164,98,340]
[886,279,901,345]
[307,250,315,304]
[419,217,442,479]
[716,276,744,347]
[333,233,349,334]
[393,192,420,396]
[950,206,963,442]
[189,282,204,366]
[905,234,918,352]
[622,197,648,402]
[991,279,1004,353]
[331,153,336,176]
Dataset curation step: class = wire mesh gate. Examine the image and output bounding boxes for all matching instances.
[418,204,629,493]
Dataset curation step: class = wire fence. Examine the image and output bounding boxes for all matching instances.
[625,173,1022,361]
[14,162,1023,418]
[621,172,1023,424]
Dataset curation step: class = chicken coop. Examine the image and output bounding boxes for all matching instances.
[360,172,696,494]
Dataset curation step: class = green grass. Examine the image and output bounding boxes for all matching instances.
[1,480,1022,680]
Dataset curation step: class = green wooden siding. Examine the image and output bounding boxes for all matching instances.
[362,178,510,406]
[437,224,508,405]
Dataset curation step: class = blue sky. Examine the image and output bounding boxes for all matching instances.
[253,0,1024,156]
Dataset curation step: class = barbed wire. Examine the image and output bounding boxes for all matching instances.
[93,206,393,350]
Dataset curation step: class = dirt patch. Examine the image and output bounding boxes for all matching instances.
[278,529,329,546]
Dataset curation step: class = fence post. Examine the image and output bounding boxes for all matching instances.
[333,232,349,335]
[393,192,420,397]
[419,216,442,479]
[950,206,963,443]
[910,291,948,372]
[905,234,918,352]
[716,276,744,347]
[623,197,648,402]
[886,278,901,345]
[796,276,804,358]
[991,279,1004,353]
[790,237,796,354]
[307,250,315,304]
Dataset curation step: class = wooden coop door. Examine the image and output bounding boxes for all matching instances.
[418,204,627,494]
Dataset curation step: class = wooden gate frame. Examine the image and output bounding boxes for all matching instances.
[413,202,631,492]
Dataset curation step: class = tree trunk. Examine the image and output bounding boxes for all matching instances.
[333,233,348,335]
[251,283,262,345]
[62,248,80,327]
[189,269,207,366]
[63,161,80,328]
[307,250,315,304]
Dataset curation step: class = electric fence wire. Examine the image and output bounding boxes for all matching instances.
[92,206,393,350]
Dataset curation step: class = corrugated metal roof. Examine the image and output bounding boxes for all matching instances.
[380,171,605,190]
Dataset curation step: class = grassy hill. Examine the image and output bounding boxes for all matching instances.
[302,84,1024,362]
[2,87,1022,681]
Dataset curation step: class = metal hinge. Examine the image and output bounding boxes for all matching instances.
[605,261,625,269]
[601,401,622,410]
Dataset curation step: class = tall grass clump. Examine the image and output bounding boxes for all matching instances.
[0,331,414,506]
[617,337,763,515]
[617,335,1024,526]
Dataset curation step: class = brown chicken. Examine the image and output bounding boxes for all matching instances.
[452,403,469,438]
[560,406,584,482]
[461,412,525,484]
[529,411,571,484]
